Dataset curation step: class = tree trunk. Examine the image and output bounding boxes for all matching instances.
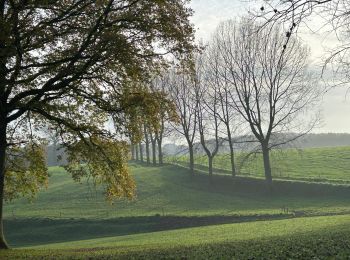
[157,137,163,166]
[208,156,213,179]
[150,132,157,166]
[225,125,237,178]
[0,122,9,249]
[151,140,157,166]
[262,144,273,187]
[139,143,144,163]
[228,140,236,177]
[145,141,150,165]
[188,144,194,175]
[135,143,139,161]
[131,144,135,160]
[144,125,150,165]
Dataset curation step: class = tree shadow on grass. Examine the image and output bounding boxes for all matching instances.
[5,213,298,248]
[8,211,350,248]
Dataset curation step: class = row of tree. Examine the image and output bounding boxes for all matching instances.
[130,128,164,166]
[131,18,320,187]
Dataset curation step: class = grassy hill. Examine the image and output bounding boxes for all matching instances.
[3,215,349,259]
[167,146,350,184]
[3,156,350,258]
[5,163,350,222]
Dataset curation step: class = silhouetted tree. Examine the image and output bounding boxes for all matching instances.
[168,66,198,175]
[210,19,319,187]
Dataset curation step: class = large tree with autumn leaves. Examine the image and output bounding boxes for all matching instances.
[0,0,194,249]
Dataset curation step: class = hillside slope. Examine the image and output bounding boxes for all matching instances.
[169,146,350,183]
[4,163,350,248]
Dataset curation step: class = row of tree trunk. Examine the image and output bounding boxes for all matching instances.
[130,128,164,166]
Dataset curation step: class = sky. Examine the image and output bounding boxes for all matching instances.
[189,0,350,133]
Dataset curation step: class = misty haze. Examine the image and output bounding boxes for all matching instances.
[1,0,350,259]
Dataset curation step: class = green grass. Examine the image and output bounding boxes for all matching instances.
[5,164,350,222]
[167,146,350,183]
[5,164,350,247]
[25,214,350,249]
[3,160,350,258]
[1,215,350,259]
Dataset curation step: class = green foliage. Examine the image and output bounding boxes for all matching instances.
[120,84,179,144]
[64,137,135,201]
[5,142,48,201]
[1,0,195,203]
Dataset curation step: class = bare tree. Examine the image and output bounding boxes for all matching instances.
[212,19,319,187]
[257,0,347,36]
[168,66,198,175]
[195,54,222,179]
[205,37,244,178]
[257,0,350,84]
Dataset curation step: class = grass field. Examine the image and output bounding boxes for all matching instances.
[2,215,350,259]
[3,155,350,259]
[166,146,350,183]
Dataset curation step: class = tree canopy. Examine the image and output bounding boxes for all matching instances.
[0,0,195,248]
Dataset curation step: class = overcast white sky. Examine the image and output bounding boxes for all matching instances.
[189,0,350,133]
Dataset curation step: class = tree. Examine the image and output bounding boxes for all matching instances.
[155,124,164,165]
[211,19,319,187]
[0,0,194,249]
[43,127,62,166]
[143,123,151,165]
[152,71,176,166]
[195,54,221,179]
[205,36,242,178]
[168,65,198,175]
[151,75,167,166]
[257,0,345,35]
[150,130,157,165]
[131,143,136,161]
[257,0,350,82]
[135,143,140,161]
[126,77,178,167]
[139,141,144,163]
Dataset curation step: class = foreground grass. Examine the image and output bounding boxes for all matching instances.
[27,214,350,249]
[4,164,350,248]
[167,146,350,183]
[1,215,350,259]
